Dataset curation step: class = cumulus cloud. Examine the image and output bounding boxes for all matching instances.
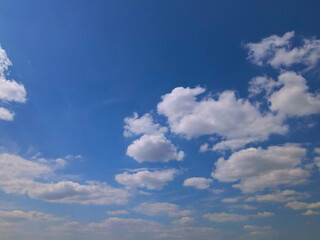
[302,210,320,216]
[203,212,274,222]
[183,177,212,190]
[285,201,320,210]
[0,107,14,121]
[157,87,287,150]
[0,45,26,121]
[126,134,184,163]
[0,210,64,222]
[211,144,309,193]
[134,202,191,218]
[115,168,179,190]
[245,190,309,203]
[268,72,320,116]
[0,153,129,205]
[245,31,320,69]
[123,112,167,137]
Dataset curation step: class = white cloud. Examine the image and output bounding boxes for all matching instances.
[0,107,14,121]
[49,218,217,240]
[314,147,320,154]
[183,177,212,190]
[106,210,129,216]
[246,31,320,69]
[123,112,167,137]
[0,46,26,121]
[0,78,26,103]
[302,210,320,216]
[203,212,249,222]
[173,217,194,225]
[245,190,309,203]
[115,169,179,190]
[157,87,287,150]
[203,212,274,222]
[269,72,320,116]
[285,201,320,210]
[134,202,191,218]
[245,31,294,66]
[0,153,129,205]
[248,76,279,97]
[126,134,184,163]
[227,204,257,210]
[0,210,63,222]
[212,144,309,193]
[221,197,241,203]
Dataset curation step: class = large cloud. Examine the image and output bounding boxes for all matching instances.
[115,168,179,190]
[157,87,287,150]
[211,144,309,193]
[126,134,184,163]
[245,31,320,69]
[0,153,129,205]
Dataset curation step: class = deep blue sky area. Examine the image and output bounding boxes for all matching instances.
[0,1,320,240]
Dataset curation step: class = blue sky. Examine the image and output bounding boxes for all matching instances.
[0,1,320,239]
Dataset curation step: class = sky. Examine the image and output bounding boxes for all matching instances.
[0,0,320,239]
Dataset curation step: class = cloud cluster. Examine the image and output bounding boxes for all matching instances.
[124,113,184,163]
[0,210,63,222]
[0,153,129,205]
[212,144,308,192]
[0,46,26,120]
[203,211,274,222]
[245,190,309,203]
[115,168,179,190]
[158,87,287,150]
[245,31,320,69]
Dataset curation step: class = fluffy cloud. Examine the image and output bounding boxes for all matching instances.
[245,190,309,203]
[0,210,63,222]
[0,153,129,205]
[134,202,191,218]
[183,177,212,190]
[126,134,184,163]
[245,31,320,69]
[211,144,309,193]
[285,201,320,210]
[0,45,26,121]
[115,168,179,190]
[268,72,320,116]
[124,112,167,137]
[157,87,287,150]
[203,212,274,222]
